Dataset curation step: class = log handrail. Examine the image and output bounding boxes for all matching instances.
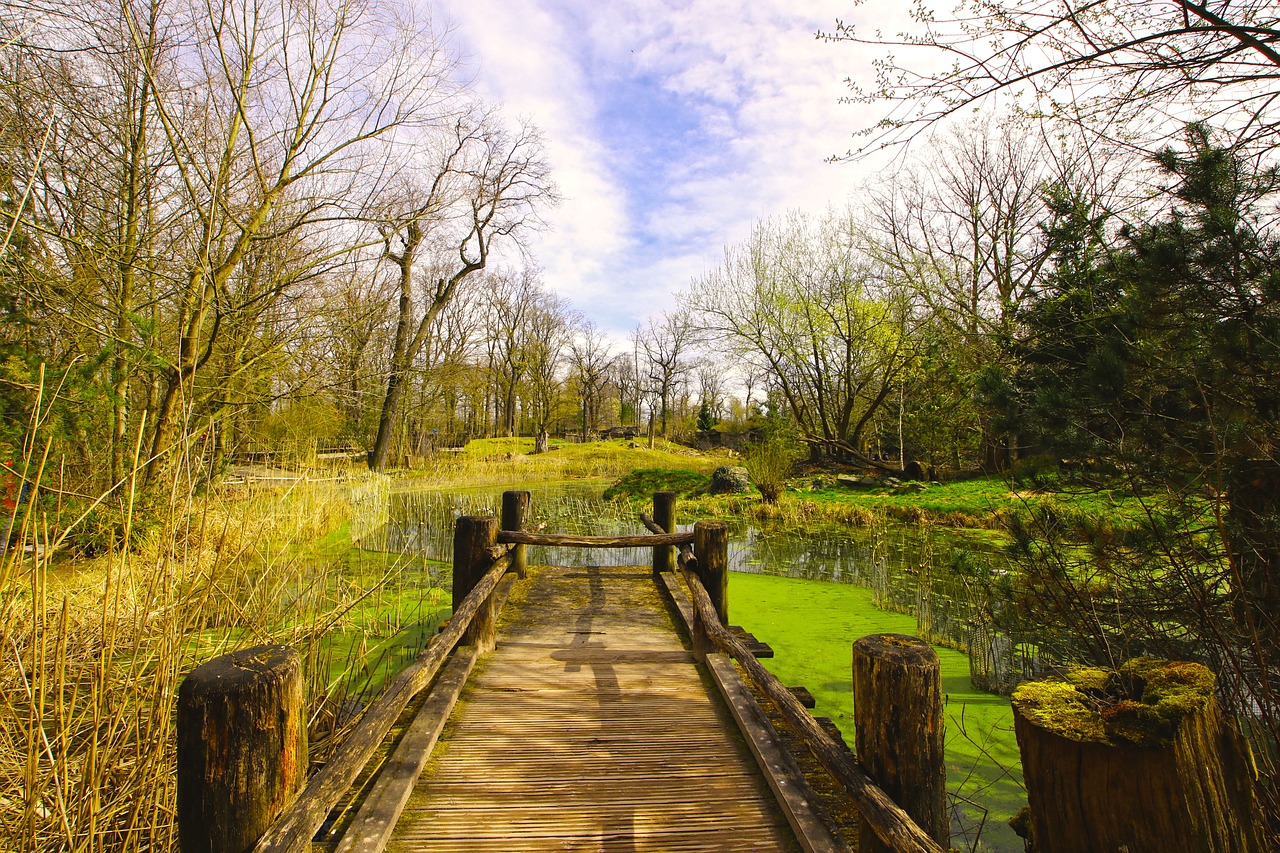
[680,569,947,853]
[638,511,665,535]
[251,551,513,853]
[495,530,694,548]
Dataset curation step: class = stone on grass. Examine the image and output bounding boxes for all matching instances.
[709,465,751,495]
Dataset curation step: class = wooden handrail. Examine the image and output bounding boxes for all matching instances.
[496,530,693,548]
[638,511,665,535]
[681,570,947,853]
[251,551,513,853]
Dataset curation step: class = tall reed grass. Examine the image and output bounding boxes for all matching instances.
[0,456,443,853]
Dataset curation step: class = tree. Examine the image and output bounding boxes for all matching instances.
[998,127,1280,831]
[828,0,1280,157]
[636,312,694,438]
[567,321,615,437]
[868,120,1055,468]
[686,209,917,466]
[368,119,554,469]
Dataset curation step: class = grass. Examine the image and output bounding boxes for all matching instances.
[601,468,711,500]
[0,473,447,853]
[732,571,1025,852]
[398,437,725,489]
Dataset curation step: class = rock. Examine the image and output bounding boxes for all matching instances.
[904,459,925,481]
[709,465,751,495]
[835,474,862,489]
[860,475,879,486]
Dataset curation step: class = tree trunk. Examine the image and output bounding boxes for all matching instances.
[1011,659,1265,853]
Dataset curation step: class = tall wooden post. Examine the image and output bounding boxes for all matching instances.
[177,645,306,853]
[652,491,676,575]
[453,515,499,653]
[1011,659,1265,852]
[693,520,729,625]
[852,633,947,853]
[501,490,530,578]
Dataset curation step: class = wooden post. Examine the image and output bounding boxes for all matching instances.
[652,491,676,575]
[1011,659,1265,853]
[177,645,306,853]
[453,515,499,653]
[693,520,728,625]
[501,490,530,578]
[852,633,947,853]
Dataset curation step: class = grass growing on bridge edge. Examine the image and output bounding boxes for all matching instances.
[732,571,1026,853]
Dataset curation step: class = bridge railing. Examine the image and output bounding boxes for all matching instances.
[176,488,945,853]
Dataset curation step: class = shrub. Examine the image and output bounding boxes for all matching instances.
[743,435,801,503]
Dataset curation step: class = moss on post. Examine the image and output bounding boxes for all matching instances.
[1012,658,1265,853]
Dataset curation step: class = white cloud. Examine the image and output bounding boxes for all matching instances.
[427,0,892,339]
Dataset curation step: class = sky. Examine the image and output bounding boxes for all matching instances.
[430,0,887,340]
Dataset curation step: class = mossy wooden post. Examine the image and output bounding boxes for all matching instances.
[501,490,530,578]
[177,645,306,853]
[453,515,499,654]
[693,520,728,624]
[652,491,676,575]
[1011,659,1265,853]
[852,633,947,853]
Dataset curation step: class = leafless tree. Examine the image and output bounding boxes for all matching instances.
[368,119,555,469]
[567,321,616,437]
[636,312,694,439]
[826,0,1280,157]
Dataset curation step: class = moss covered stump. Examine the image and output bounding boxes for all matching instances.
[1011,658,1264,853]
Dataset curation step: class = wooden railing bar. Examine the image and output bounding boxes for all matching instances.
[681,571,947,853]
[495,530,693,548]
[252,552,513,853]
[638,511,665,535]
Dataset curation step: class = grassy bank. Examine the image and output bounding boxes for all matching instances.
[397,437,723,490]
[732,572,1025,852]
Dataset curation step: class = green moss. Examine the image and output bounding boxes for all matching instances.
[602,468,711,500]
[1013,659,1214,747]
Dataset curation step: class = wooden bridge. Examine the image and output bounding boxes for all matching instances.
[176,492,950,853]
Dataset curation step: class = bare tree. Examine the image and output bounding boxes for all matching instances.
[827,0,1280,157]
[685,209,917,466]
[368,119,555,469]
[567,321,615,438]
[636,312,694,439]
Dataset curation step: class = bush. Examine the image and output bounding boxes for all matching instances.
[743,435,801,503]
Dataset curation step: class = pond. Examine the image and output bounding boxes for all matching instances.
[358,479,1026,852]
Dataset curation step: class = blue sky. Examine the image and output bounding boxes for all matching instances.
[430,0,887,339]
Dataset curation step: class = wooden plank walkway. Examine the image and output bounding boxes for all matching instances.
[385,565,803,853]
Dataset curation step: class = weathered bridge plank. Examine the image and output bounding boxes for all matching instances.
[385,565,802,853]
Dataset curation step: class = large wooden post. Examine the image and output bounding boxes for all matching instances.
[501,490,530,578]
[693,520,729,625]
[176,645,306,853]
[1011,659,1265,853]
[852,633,947,853]
[652,491,676,575]
[453,515,499,653]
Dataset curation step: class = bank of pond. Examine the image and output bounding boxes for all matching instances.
[353,479,1025,851]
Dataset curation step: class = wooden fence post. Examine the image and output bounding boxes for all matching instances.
[693,520,728,625]
[501,490,530,578]
[852,633,948,853]
[453,515,499,653]
[176,645,306,853]
[1011,658,1265,853]
[652,491,676,575]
